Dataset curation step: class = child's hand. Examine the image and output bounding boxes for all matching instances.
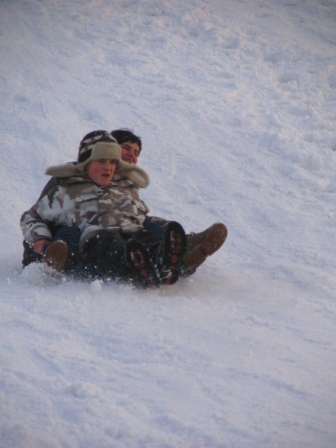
[33,239,50,254]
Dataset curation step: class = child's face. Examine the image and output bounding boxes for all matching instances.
[120,141,140,164]
[86,159,117,187]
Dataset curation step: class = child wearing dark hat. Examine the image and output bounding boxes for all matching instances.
[20,131,186,287]
[22,129,228,278]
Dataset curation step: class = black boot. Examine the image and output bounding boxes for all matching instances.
[156,222,186,285]
[125,239,160,288]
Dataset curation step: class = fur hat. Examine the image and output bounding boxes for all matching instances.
[77,130,118,164]
[45,130,150,188]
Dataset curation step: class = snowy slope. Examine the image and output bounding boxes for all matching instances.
[1,0,336,447]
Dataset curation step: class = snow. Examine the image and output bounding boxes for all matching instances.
[1,0,336,446]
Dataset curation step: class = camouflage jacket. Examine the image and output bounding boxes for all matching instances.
[20,174,150,247]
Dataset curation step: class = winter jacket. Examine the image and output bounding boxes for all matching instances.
[21,171,150,248]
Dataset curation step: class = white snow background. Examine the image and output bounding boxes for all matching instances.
[1,0,336,447]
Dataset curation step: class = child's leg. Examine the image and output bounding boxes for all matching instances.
[132,223,187,285]
[22,226,81,272]
[80,232,128,281]
[143,217,165,239]
[81,231,160,287]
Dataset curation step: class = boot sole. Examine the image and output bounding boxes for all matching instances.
[125,239,159,287]
[44,241,68,272]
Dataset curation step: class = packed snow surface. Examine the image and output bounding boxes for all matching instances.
[1,0,336,447]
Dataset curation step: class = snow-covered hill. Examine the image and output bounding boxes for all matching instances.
[1,0,336,447]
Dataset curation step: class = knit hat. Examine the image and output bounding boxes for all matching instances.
[45,130,150,188]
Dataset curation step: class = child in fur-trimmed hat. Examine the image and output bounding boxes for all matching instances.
[45,130,149,187]
[20,130,187,288]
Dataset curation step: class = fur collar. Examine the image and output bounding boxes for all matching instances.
[45,161,150,188]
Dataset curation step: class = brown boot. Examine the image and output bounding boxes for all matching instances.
[44,241,68,272]
[183,223,228,272]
